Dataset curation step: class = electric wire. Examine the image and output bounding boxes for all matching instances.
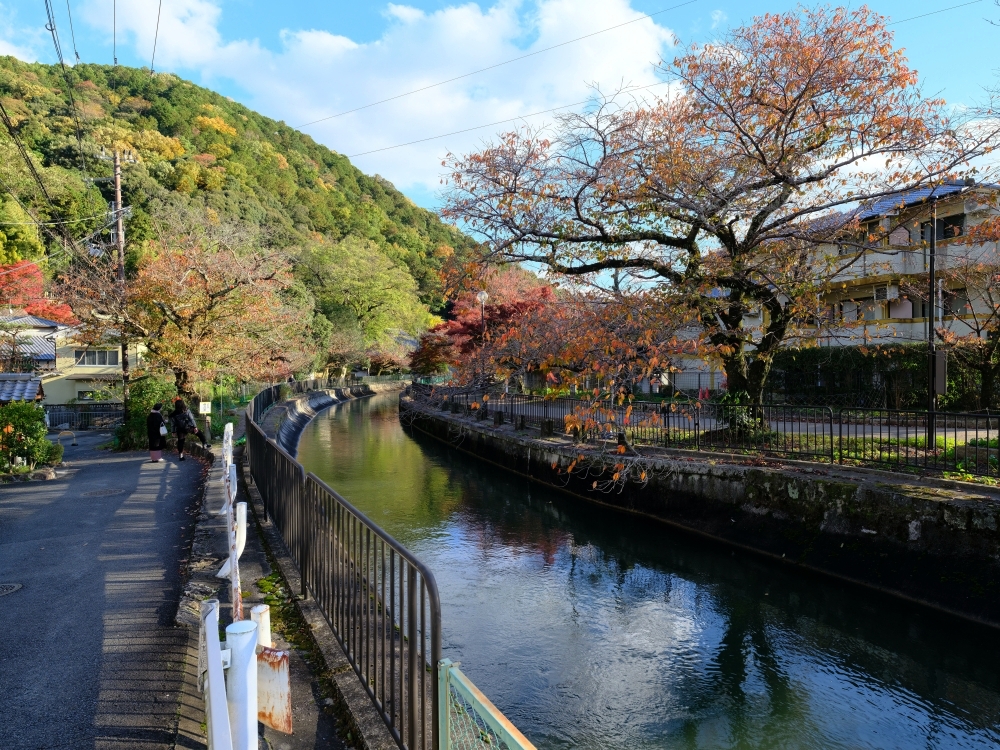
[347,81,670,158]
[886,0,982,25]
[43,0,88,176]
[150,0,163,74]
[297,0,698,129]
[0,212,108,227]
[64,0,81,61]
[340,0,982,159]
[0,100,83,254]
[113,0,117,66]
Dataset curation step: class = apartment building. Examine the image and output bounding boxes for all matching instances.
[817,180,993,347]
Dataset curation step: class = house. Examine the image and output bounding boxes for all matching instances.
[0,313,140,405]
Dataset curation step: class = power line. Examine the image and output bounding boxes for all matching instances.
[0,100,82,254]
[0,212,108,227]
[43,0,88,177]
[150,0,163,74]
[113,0,117,66]
[348,82,670,158]
[298,0,698,129]
[886,0,982,26]
[345,0,985,160]
[64,0,81,62]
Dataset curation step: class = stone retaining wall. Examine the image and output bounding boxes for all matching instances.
[401,396,1000,627]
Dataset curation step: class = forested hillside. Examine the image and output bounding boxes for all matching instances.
[0,56,474,373]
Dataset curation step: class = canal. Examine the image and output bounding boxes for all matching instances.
[296,393,1000,749]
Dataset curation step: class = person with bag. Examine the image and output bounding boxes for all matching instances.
[146,403,167,463]
[171,398,209,461]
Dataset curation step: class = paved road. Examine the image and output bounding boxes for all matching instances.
[0,432,203,750]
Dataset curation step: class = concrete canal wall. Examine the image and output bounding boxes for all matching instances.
[262,383,405,457]
[400,395,1000,627]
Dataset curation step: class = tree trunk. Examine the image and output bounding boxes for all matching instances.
[173,368,196,403]
[719,350,772,405]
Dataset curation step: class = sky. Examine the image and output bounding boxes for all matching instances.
[0,0,996,209]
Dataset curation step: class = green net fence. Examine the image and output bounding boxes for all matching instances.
[447,684,513,749]
[441,660,536,750]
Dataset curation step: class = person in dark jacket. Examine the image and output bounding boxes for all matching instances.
[171,399,209,461]
[146,403,166,463]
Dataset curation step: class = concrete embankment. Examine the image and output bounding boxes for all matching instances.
[262,384,404,456]
[400,395,1000,627]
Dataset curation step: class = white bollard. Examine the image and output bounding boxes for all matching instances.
[250,604,271,649]
[225,619,259,750]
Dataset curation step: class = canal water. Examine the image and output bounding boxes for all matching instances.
[296,393,1000,750]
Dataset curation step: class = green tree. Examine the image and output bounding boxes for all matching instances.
[297,237,432,366]
[0,400,49,470]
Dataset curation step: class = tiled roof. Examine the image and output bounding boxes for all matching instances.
[0,374,43,402]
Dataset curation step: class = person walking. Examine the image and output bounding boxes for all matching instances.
[170,399,209,461]
[146,403,166,463]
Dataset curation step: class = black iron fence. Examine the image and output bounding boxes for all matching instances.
[246,383,440,750]
[415,388,1000,479]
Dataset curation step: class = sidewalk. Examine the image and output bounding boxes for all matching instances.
[0,431,204,750]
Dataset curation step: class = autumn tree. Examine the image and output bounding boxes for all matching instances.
[63,216,314,399]
[444,6,1000,404]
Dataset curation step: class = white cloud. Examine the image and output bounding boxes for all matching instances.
[0,3,44,62]
[87,0,676,202]
[710,9,727,29]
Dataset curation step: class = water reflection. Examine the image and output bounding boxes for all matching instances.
[296,394,1000,749]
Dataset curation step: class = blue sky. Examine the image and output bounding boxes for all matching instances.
[0,0,996,208]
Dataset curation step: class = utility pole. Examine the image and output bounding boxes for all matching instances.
[113,150,130,423]
[927,195,937,447]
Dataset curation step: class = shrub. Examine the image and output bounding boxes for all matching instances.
[45,441,64,465]
[0,401,49,470]
[116,376,178,449]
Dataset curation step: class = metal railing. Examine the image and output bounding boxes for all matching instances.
[414,388,1000,479]
[439,660,536,750]
[44,403,124,430]
[246,385,442,750]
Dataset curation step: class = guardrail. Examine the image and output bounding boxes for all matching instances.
[198,422,293,750]
[439,660,536,750]
[415,388,1000,479]
[44,404,123,431]
[244,383,535,750]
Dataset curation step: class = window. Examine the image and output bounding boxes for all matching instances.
[77,390,96,401]
[920,214,965,242]
[74,349,119,366]
[945,288,970,317]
